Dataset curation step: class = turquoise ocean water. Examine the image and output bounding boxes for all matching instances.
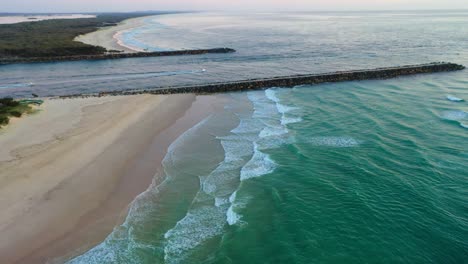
[1,11,467,263]
[68,78,467,263]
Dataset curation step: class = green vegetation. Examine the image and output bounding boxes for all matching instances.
[0,12,172,58]
[0,97,41,127]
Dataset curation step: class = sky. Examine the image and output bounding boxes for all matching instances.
[2,0,468,13]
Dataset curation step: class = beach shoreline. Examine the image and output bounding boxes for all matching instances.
[0,94,223,264]
[75,16,152,53]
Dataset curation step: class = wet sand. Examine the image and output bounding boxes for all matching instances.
[0,94,222,264]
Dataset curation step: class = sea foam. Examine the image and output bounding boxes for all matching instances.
[446,95,464,102]
[282,116,303,125]
[240,143,277,181]
[226,204,241,225]
[265,88,303,126]
[164,205,227,264]
[307,136,361,147]
[441,110,468,121]
[259,125,289,138]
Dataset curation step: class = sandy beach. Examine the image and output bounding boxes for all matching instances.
[75,16,151,53]
[0,94,222,264]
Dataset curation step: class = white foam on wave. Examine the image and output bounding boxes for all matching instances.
[202,148,247,197]
[202,116,260,197]
[226,191,244,226]
[220,135,255,160]
[460,123,468,129]
[164,205,227,264]
[67,242,119,264]
[265,88,281,103]
[249,91,280,120]
[282,116,303,125]
[259,125,289,138]
[307,136,361,147]
[226,204,241,225]
[240,143,277,181]
[446,95,464,102]
[441,110,468,121]
[229,190,237,203]
[257,135,295,151]
[215,197,229,207]
[248,90,270,102]
[231,118,264,135]
[277,103,298,114]
[265,88,303,126]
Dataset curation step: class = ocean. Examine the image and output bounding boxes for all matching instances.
[2,11,468,263]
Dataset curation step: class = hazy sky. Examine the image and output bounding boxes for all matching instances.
[2,0,468,13]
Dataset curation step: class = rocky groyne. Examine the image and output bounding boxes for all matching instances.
[0,48,236,65]
[59,62,463,98]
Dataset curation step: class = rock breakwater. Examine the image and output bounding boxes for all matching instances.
[58,62,464,98]
[0,48,236,65]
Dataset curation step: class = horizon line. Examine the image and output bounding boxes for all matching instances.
[1,8,468,15]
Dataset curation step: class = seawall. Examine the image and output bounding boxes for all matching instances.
[0,48,236,65]
[58,62,464,98]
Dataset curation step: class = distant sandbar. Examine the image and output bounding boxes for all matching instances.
[0,14,96,25]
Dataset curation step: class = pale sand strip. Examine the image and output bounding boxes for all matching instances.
[0,94,221,264]
[74,16,152,53]
[0,15,96,25]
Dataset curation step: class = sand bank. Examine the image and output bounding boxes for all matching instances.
[0,94,222,263]
[75,16,151,53]
[0,15,96,25]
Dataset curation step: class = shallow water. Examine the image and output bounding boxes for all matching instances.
[3,11,468,264]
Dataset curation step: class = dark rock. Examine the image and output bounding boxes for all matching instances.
[0,48,236,65]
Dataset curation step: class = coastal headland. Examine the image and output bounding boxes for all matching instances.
[0,12,175,59]
[0,13,235,65]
